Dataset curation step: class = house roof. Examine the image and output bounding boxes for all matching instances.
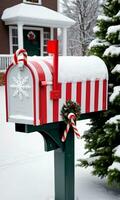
[1,3,75,28]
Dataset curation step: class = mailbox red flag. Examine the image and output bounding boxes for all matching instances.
[47,40,61,101]
[47,40,58,54]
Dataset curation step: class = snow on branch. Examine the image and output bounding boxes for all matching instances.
[115,10,120,17]
[103,45,120,57]
[108,162,120,171]
[93,26,100,33]
[88,38,109,49]
[107,25,120,35]
[85,156,100,165]
[106,115,120,124]
[109,86,120,102]
[111,64,120,74]
[97,15,112,22]
[113,145,120,158]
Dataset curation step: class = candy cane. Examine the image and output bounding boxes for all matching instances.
[13,49,28,66]
[61,113,80,142]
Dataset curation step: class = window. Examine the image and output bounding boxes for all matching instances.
[23,0,42,4]
[9,27,18,54]
[9,26,50,56]
[43,31,50,56]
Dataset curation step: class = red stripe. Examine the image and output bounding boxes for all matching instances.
[40,85,47,124]
[66,83,72,101]
[53,83,61,122]
[76,82,82,106]
[14,53,17,64]
[86,80,91,113]
[30,61,47,124]
[32,70,36,125]
[94,80,99,112]
[102,79,107,110]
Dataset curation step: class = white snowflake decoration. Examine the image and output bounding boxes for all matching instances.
[10,72,31,100]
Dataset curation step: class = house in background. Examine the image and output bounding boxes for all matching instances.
[0,0,75,81]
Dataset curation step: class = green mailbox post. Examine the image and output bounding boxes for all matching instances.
[15,122,75,200]
[5,40,108,200]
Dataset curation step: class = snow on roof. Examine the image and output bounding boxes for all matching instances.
[1,3,75,28]
[29,56,108,83]
[103,45,120,57]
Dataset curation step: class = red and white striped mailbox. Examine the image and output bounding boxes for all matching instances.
[5,40,108,125]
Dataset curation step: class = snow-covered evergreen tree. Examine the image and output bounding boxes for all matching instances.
[106,60,120,185]
[79,0,120,185]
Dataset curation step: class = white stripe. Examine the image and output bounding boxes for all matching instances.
[98,80,103,111]
[46,85,53,123]
[58,84,66,121]
[71,83,76,102]
[81,81,86,113]
[39,60,52,82]
[28,62,39,125]
[106,80,108,110]
[90,81,95,112]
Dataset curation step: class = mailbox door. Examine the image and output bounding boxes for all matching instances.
[6,65,34,124]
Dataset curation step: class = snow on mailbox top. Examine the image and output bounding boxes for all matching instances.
[30,55,108,82]
[5,43,108,126]
[55,56,108,82]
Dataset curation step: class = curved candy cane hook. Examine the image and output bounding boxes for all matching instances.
[13,49,28,69]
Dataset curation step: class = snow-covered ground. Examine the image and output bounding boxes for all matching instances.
[0,86,120,200]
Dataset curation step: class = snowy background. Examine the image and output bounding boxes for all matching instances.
[0,86,120,200]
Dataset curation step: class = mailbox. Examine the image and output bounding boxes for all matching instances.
[5,41,108,126]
